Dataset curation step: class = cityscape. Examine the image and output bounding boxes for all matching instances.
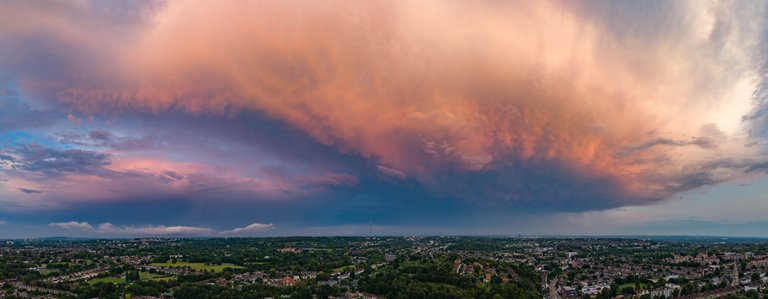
[3,0,768,298]
[0,237,767,298]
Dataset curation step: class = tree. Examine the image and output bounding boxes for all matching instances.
[316,285,339,298]
[125,270,140,282]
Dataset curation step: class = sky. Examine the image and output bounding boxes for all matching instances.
[1,0,768,238]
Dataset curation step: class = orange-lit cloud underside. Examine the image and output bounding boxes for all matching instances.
[5,0,766,207]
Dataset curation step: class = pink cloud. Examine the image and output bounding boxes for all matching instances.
[0,149,357,210]
[225,222,275,234]
[2,1,765,206]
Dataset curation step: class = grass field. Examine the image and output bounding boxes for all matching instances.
[332,264,356,272]
[617,282,648,291]
[88,272,175,285]
[140,271,175,281]
[88,276,123,285]
[149,262,244,273]
[39,269,59,275]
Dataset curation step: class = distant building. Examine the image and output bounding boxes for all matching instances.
[344,292,379,299]
[384,254,396,262]
[560,286,577,298]
[280,276,297,286]
[278,247,302,253]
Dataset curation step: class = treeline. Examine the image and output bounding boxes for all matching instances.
[357,256,540,299]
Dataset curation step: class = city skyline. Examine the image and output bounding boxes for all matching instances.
[2,1,768,238]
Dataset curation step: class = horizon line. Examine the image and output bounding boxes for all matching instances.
[4,234,768,241]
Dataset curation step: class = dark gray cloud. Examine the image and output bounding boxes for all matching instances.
[419,157,649,212]
[88,130,112,140]
[162,170,184,180]
[0,84,60,133]
[745,161,768,173]
[423,153,768,211]
[647,158,768,192]
[0,154,17,162]
[617,137,717,157]
[18,187,42,194]
[664,172,722,192]
[22,109,768,214]
[158,170,185,184]
[7,144,111,176]
[51,130,155,150]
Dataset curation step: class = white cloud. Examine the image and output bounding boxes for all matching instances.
[96,223,213,235]
[0,220,5,225]
[48,221,93,230]
[226,222,275,234]
[47,221,276,236]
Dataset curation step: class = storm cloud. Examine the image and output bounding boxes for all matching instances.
[0,0,768,223]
